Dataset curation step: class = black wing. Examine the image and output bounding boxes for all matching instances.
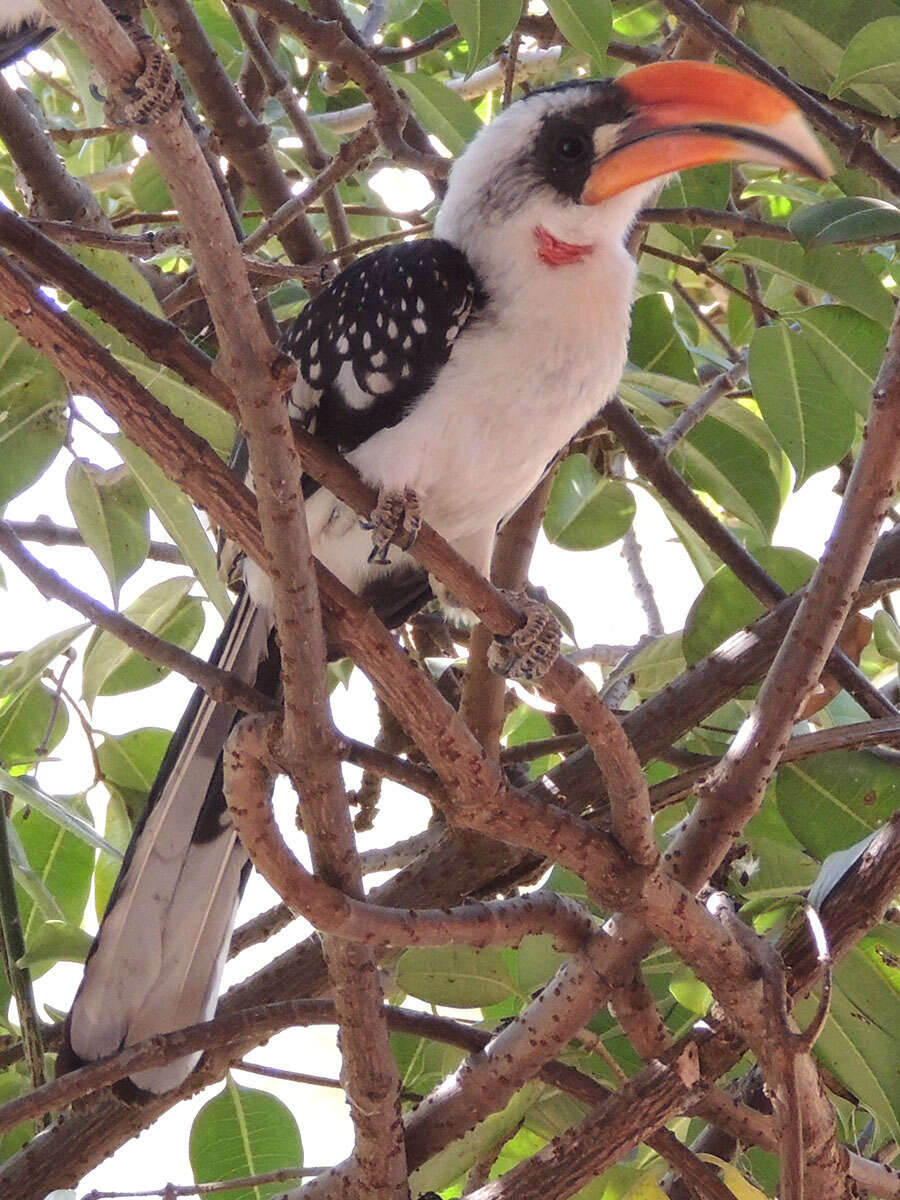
[283,237,483,453]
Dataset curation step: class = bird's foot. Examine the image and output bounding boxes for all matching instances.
[105,21,181,126]
[362,486,422,564]
[487,589,561,682]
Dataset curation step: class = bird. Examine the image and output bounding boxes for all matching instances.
[58,60,831,1093]
[0,1,52,68]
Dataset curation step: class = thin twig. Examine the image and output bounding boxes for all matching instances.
[655,355,748,453]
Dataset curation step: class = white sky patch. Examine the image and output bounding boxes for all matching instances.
[368,166,434,213]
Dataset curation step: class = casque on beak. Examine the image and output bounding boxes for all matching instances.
[582,61,833,205]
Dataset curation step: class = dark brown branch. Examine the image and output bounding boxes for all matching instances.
[225,719,595,949]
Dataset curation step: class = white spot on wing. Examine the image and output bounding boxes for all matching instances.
[366,371,392,394]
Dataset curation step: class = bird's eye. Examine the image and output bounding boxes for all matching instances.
[555,133,590,162]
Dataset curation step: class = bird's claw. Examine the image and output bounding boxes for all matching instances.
[364,487,421,564]
[487,589,561,682]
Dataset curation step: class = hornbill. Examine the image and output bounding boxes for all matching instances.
[55,62,830,1093]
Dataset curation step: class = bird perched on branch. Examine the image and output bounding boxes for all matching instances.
[58,61,830,1093]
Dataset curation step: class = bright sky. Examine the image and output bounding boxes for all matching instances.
[0,138,846,1199]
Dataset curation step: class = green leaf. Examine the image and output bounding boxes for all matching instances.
[448,0,521,74]
[12,799,94,942]
[503,705,560,779]
[69,307,236,459]
[17,920,93,972]
[658,163,731,252]
[97,728,170,793]
[722,239,894,328]
[0,682,68,769]
[674,416,782,538]
[190,1076,303,1200]
[668,971,713,1016]
[789,196,900,248]
[71,247,163,315]
[0,1068,33,1162]
[627,633,686,699]
[95,789,132,921]
[516,933,569,995]
[82,577,205,707]
[873,610,900,663]
[0,626,87,704]
[393,71,482,156]
[620,375,785,536]
[0,769,119,855]
[111,435,232,619]
[749,322,857,487]
[396,945,516,1007]
[792,305,886,418]
[776,750,900,860]
[544,455,636,550]
[546,0,612,61]
[0,318,67,506]
[797,946,900,1140]
[629,294,698,383]
[683,547,816,664]
[130,153,174,212]
[410,1082,545,1195]
[65,460,150,605]
[833,17,900,97]
[391,1031,465,1100]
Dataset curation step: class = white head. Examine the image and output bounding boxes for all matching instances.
[435,63,831,289]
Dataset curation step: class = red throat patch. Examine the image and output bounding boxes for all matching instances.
[534,224,594,267]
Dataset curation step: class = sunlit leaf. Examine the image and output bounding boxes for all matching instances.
[82,577,204,707]
[0,626,87,704]
[448,0,521,74]
[546,0,612,62]
[0,318,67,507]
[111,435,232,619]
[12,798,93,948]
[17,920,93,972]
[65,460,149,605]
[189,1076,303,1200]
[0,769,118,855]
[0,682,68,769]
[723,238,894,327]
[833,17,900,97]
[393,71,482,156]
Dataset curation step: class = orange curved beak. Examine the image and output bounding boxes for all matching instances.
[582,61,833,205]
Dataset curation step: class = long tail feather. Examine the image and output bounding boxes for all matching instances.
[63,589,277,1093]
